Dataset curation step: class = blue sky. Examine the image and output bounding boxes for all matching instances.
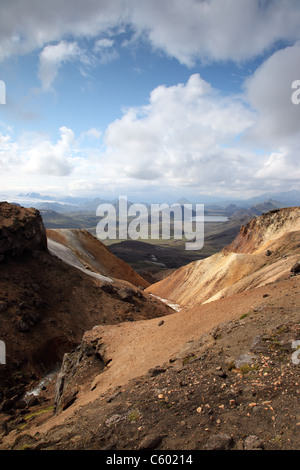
[1,0,300,203]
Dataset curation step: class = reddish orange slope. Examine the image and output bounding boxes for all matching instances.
[146,207,300,307]
[47,229,149,288]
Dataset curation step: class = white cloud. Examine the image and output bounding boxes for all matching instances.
[255,148,300,182]
[94,38,114,50]
[38,41,83,91]
[244,42,300,145]
[129,0,300,65]
[98,70,300,194]
[68,179,95,192]
[239,43,300,187]
[81,127,102,140]
[1,67,300,197]
[93,37,118,64]
[97,74,264,194]
[0,0,126,62]
[1,0,300,65]
[24,126,75,175]
[0,126,76,177]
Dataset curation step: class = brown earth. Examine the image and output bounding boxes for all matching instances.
[0,274,299,450]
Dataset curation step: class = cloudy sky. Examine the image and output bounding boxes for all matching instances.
[0,0,300,203]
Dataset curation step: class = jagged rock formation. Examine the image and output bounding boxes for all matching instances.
[53,338,108,414]
[225,207,300,254]
[0,202,47,261]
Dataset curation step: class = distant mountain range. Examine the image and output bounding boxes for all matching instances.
[1,189,299,214]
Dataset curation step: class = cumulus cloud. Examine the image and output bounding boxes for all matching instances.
[99,68,300,194]
[1,66,300,196]
[0,124,20,169]
[255,148,300,183]
[1,0,300,65]
[25,126,75,175]
[102,74,256,191]
[0,126,76,176]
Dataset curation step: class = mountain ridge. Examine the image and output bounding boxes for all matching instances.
[146,207,300,306]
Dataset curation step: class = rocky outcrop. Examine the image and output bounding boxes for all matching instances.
[0,202,47,261]
[224,207,300,254]
[291,261,300,275]
[54,336,108,414]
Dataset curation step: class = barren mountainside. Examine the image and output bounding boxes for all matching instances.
[47,228,149,288]
[0,203,171,400]
[0,204,299,451]
[146,207,300,306]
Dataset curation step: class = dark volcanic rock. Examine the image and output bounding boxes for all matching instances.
[205,434,233,450]
[138,434,165,450]
[54,340,106,414]
[244,435,264,450]
[0,202,47,260]
[290,261,300,275]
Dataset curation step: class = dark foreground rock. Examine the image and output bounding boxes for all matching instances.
[0,202,47,261]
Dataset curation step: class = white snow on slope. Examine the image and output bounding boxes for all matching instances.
[47,238,113,283]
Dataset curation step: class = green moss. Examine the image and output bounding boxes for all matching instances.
[240,313,248,320]
[239,363,259,375]
[227,361,236,371]
[240,310,253,320]
[127,410,141,422]
[182,354,195,365]
[19,406,54,430]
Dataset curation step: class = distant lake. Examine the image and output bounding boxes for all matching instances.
[191,216,229,222]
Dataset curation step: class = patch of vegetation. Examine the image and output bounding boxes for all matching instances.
[182,354,196,365]
[227,361,236,371]
[20,444,32,450]
[19,406,54,430]
[240,313,249,320]
[239,363,260,375]
[127,409,141,422]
